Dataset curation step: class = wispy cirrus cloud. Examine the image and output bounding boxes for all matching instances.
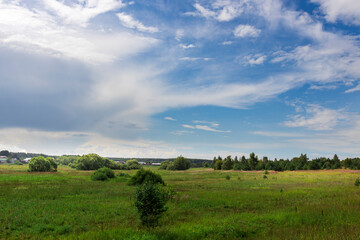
[284,104,347,131]
[164,117,176,121]
[117,12,159,33]
[182,124,230,133]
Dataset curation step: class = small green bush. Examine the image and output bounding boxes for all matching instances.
[91,171,108,181]
[126,159,142,169]
[263,175,267,179]
[135,182,168,228]
[97,167,115,178]
[264,170,269,175]
[128,169,165,186]
[355,178,360,186]
[225,175,230,180]
[117,172,131,178]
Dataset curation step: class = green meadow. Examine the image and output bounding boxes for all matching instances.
[1,165,360,240]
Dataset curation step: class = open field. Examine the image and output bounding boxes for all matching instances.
[1,165,360,240]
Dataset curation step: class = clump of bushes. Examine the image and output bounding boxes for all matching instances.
[128,169,165,186]
[355,178,360,186]
[126,159,142,169]
[71,153,121,170]
[226,175,231,180]
[117,172,131,178]
[159,156,190,171]
[91,167,115,181]
[263,175,267,179]
[28,156,57,172]
[135,182,168,228]
[264,170,269,175]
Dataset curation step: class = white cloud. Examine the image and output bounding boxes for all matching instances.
[180,44,195,49]
[175,29,184,41]
[182,124,230,133]
[345,84,360,93]
[284,104,347,131]
[251,131,305,138]
[171,130,194,136]
[193,120,219,127]
[233,25,261,38]
[164,117,176,121]
[244,54,266,65]
[185,1,246,22]
[43,0,124,27]
[222,41,233,45]
[117,12,159,33]
[311,0,360,25]
[0,2,158,64]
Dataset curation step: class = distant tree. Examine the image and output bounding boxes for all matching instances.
[234,156,239,164]
[172,156,190,170]
[222,155,233,170]
[248,152,258,170]
[72,153,119,170]
[0,150,10,157]
[56,155,79,166]
[214,160,223,170]
[202,162,209,168]
[126,159,142,169]
[28,156,57,172]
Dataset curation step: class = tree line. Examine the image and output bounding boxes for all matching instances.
[211,153,360,171]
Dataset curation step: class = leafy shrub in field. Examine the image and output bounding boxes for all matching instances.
[91,167,115,181]
[128,169,165,186]
[159,160,170,170]
[28,156,57,172]
[135,182,168,228]
[264,170,269,175]
[91,171,108,181]
[355,178,360,186]
[71,153,120,170]
[126,159,142,169]
[56,155,79,166]
[172,156,190,170]
[263,175,267,179]
[117,172,131,178]
[225,175,230,180]
[166,162,176,170]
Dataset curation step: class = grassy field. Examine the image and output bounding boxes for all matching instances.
[1,165,360,240]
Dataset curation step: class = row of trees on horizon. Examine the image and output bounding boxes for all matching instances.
[211,153,360,171]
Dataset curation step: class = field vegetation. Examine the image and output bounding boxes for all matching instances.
[1,164,360,239]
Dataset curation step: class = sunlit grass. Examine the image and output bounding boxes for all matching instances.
[1,165,360,239]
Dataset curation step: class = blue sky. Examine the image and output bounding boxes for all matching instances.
[0,0,360,159]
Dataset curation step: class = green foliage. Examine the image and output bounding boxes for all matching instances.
[166,162,176,170]
[126,159,142,169]
[159,160,171,170]
[28,156,57,172]
[91,171,108,181]
[225,175,230,180]
[172,156,190,170]
[263,175,267,179]
[355,178,360,186]
[116,172,131,178]
[134,182,168,228]
[97,167,115,178]
[264,170,269,175]
[56,155,79,166]
[222,156,233,170]
[202,162,209,168]
[128,169,165,186]
[72,154,110,170]
[91,167,115,181]
[214,160,223,170]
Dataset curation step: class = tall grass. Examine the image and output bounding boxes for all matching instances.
[1,165,360,239]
